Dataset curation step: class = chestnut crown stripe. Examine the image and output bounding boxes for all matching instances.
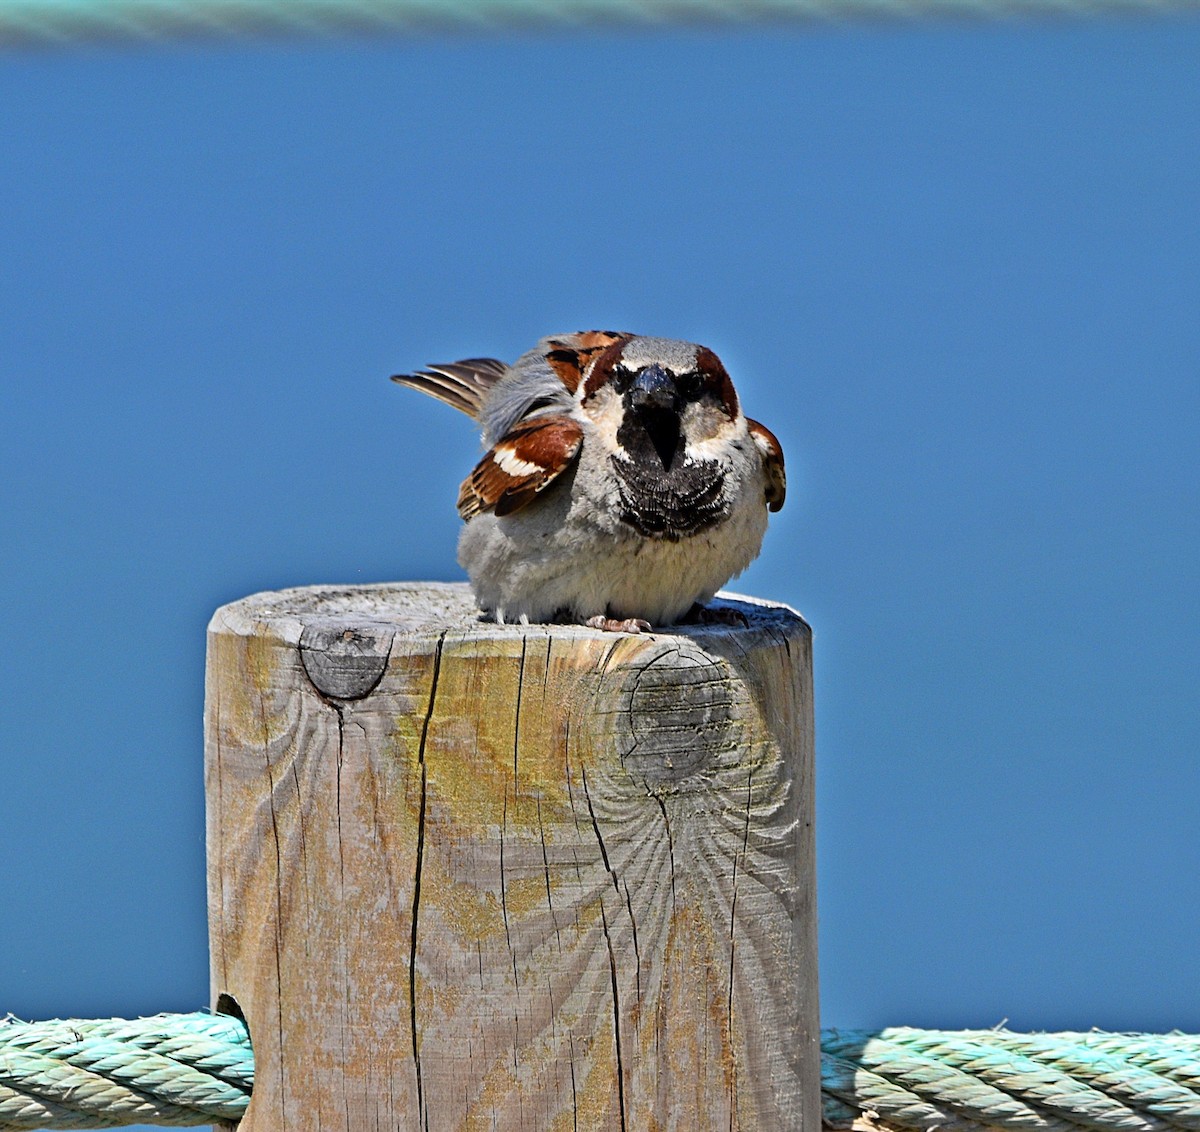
[580,335,636,399]
[694,346,740,420]
[545,330,631,394]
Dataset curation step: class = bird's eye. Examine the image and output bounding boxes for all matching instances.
[678,371,704,400]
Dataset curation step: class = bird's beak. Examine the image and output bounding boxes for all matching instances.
[628,364,680,415]
[626,364,682,470]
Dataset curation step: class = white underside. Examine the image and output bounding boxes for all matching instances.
[457,435,770,626]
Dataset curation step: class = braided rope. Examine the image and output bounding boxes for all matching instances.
[0,1013,250,1129]
[822,1029,1200,1132]
[3,1014,1200,1130]
[1,0,1198,47]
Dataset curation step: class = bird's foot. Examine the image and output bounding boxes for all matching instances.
[585,615,653,634]
[682,602,748,628]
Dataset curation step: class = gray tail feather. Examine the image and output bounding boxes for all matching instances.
[390,357,508,419]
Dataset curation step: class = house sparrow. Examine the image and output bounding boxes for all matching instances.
[391,331,785,632]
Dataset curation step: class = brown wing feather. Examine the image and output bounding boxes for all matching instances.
[747,418,786,512]
[458,414,584,520]
[391,357,508,419]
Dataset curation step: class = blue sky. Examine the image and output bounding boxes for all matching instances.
[2,17,1198,1125]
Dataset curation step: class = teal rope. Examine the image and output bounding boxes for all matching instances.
[1,0,1199,47]
[3,1014,1200,1130]
[0,1013,250,1129]
[822,1029,1200,1132]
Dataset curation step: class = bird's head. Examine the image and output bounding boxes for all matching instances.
[580,336,742,472]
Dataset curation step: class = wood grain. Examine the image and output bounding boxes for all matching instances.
[206,582,817,1131]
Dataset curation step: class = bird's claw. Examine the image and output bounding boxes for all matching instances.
[585,615,653,634]
[683,603,749,627]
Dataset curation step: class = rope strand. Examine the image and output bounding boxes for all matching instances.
[4,1013,1200,1130]
[1,0,1198,47]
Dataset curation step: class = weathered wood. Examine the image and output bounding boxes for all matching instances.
[205,582,817,1131]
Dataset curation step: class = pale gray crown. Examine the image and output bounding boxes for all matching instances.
[616,337,702,374]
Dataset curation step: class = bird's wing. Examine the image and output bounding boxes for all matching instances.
[457,414,584,520]
[390,357,509,419]
[747,418,786,511]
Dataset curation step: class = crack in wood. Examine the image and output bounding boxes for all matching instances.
[500,790,520,991]
[727,769,754,1130]
[334,707,346,892]
[536,797,554,911]
[255,687,289,1127]
[513,633,528,780]
[536,797,564,953]
[410,631,446,1132]
[623,879,642,1006]
[580,765,619,895]
[654,795,678,914]
[595,638,623,678]
[600,900,628,1132]
[331,705,352,1132]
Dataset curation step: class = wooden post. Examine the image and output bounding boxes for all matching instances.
[205,582,817,1131]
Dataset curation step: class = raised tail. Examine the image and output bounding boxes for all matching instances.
[390,357,508,419]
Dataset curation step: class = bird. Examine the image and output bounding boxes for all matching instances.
[391,331,785,633]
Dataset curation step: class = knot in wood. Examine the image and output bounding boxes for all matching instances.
[299,618,394,700]
[599,640,746,788]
